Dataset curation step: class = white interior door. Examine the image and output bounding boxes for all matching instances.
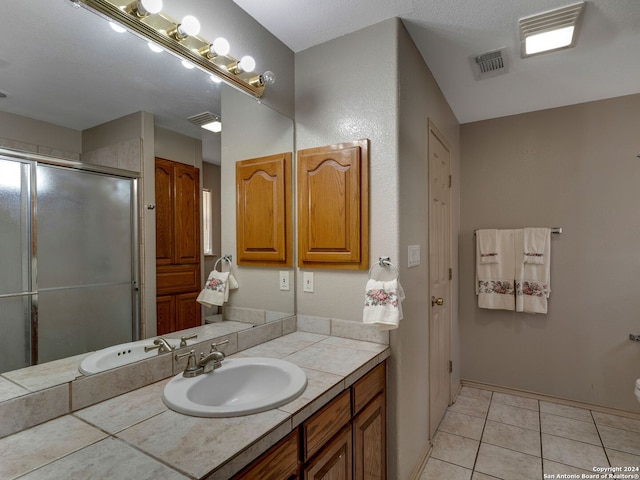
[428,120,452,438]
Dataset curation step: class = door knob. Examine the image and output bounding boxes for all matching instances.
[431,296,444,307]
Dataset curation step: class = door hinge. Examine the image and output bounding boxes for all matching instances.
[449,360,453,374]
[448,175,452,188]
[449,268,453,280]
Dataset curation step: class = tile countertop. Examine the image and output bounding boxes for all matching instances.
[1,332,390,480]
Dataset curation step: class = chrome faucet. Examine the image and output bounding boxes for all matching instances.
[144,337,175,354]
[175,340,229,378]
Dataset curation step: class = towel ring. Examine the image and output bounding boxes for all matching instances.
[213,254,233,272]
[368,256,399,280]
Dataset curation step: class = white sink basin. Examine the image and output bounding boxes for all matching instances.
[79,338,190,375]
[163,357,307,417]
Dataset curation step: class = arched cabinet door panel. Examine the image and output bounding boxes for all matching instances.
[297,139,369,270]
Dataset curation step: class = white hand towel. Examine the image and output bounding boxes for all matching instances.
[224,273,239,302]
[197,271,230,307]
[477,229,500,264]
[476,229,515,311]
[523,227,547,264]
[516,228,551,314]
[363,279,405,330]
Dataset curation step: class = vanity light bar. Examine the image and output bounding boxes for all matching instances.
[74,0,266,98]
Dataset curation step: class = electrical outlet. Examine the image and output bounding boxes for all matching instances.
[279,271,290,291]
[303,272,314,293]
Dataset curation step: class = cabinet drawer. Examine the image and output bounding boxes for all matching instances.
[233,429,299,480]
[156,264,200,295]
[303,389,351,461]
[352,362,385,414]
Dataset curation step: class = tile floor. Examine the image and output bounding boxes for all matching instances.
[419,386,640,480]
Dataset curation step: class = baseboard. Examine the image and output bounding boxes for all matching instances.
[461,379,640,421]
[407,442,433,480]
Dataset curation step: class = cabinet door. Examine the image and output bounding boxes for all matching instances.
[156,295,175,336]
[176,291,201,331]
[353,394,386,480]
[155,159,175,266]
[297,139,368,269]
[174,163,200,264]
[303,426,352,480]
[232,430,299,480]
[236,153,292,266]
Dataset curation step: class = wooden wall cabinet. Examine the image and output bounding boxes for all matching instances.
[297,139,369,270]
[155,158,201,335]
[236,152,292,266]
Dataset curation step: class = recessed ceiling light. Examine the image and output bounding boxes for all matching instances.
[188,112,222,133]
[519,1,585,58]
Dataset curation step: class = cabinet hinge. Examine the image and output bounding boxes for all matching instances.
[449,268,453,280]
[448,175,452,188]
[449,360,453,374]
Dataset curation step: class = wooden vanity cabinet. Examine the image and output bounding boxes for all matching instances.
[232,361,386,480]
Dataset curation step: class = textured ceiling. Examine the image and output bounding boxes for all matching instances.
[232,0,640,123]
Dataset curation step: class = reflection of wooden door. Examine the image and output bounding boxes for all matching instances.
[155,158,201,335]
[428,121,451,438]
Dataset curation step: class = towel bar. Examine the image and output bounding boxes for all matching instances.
[213,254,233,272]
[368,256,399,280]
[474,227,562,235]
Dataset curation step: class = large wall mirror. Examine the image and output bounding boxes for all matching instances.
[0,0,294,400]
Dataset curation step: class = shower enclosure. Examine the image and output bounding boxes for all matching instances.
[0,151,138,374]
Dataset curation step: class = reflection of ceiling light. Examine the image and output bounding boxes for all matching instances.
[181,60,195,69]
[148,42,163,53]
[109,21,126,33]
[188,112,222,133]
[210,75,222,84]
[519,2,585,58]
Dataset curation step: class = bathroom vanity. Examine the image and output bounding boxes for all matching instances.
[0,318,390,479]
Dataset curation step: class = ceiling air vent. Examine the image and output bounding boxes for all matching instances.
[470,48,509,80]
[188,112,218,127]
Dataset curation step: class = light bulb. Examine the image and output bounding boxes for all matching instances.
[138,0,162,15]
[238,55,256,73]
[178,15,200,37]
[148,42,163,53]
[210,75,222,84]
[109,22,126,33]
[181,60,195,69]
[262,70,276,85]
[212,37,230,56]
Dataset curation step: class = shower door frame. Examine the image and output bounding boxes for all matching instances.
[0,147,140,367]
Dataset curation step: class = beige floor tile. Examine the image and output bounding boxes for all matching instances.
[475,443,542,480]
[541,412,601,446]
[593,411,640,434]
[459,386,493,401]
[598,424,640,456]
[448,394,491,419]
[419,457,472,480]
[482,420,541,456]
[541,433,608,471]
[543,459,594,476]
[471,473,501,480]
[431,431,480,469]
[487,402,540,431]
[438,410,485,441]
[540,401,592,422]
[492,392,539,411]
[607,448,640,468]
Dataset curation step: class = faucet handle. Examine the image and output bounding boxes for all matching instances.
[179,333,198,347]
[210,339,229,353]
[175,349,197,370]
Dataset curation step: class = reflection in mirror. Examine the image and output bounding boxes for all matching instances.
[0,0,294,401]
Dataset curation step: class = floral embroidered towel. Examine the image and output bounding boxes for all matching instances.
[477,229,500,264]
[523,227,549,264]
[363,279,405,330]
[197,271,230,307]
[476,229,516,311]
[516,228,551,314]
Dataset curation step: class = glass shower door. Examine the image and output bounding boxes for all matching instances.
[0,158,33,373]
[36,164,136,363]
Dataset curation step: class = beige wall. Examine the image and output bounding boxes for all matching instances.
[295,18,461,478]
[460,93,640,413]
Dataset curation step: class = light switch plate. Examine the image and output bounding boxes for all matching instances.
[279,271,290,291]
[408,245,421,268]
[303,272,314,293]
